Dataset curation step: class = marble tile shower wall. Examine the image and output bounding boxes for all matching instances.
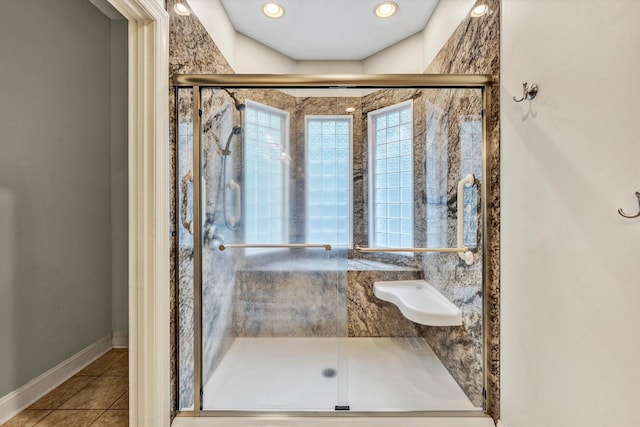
[234,268,345,337]
[421,89,484,407]
[175,89,195,410]
[418,0,501,414]
[169,0,239,411]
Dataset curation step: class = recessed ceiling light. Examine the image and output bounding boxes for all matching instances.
[174,2,191,16]
[375,2,398,18]
[470,4,489,18]
[345,107,356,113]
[263,2,284,18]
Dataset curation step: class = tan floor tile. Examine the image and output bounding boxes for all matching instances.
[33,410,102,427]
[1,409,51,427]
[90,410,128,426]
[59,377,128,410]
[110,391,128,410]
[29,376,97,410]
[76,351,126,377]
[102,353,128,377]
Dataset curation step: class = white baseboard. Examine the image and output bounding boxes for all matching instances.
[112,332,129,348]
[0,335,112,425]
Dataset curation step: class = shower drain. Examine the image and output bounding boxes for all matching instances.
[322,368,337,378]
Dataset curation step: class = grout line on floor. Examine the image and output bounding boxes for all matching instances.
[87,409,108,426]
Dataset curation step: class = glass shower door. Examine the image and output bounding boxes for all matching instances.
[176,81,487,415]
[195,88,349,411]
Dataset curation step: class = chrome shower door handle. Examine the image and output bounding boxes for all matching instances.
[181,169,194,234]
[181,169,207,235]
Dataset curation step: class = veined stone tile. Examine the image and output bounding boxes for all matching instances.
[33,410,103,427]
[1,409,51,427]
[91,410,128,426]
[59,376,127,410]
[29,375,96,410]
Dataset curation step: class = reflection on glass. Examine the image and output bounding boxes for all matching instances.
[176,86,485,414]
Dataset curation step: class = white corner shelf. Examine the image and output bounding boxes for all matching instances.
[373,280,462,326]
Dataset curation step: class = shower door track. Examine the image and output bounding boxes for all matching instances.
[173,73,495,419]
[175,410,489,418]
[173,73,493,88]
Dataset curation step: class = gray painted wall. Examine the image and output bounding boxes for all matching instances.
[110,20,128,337]
[0,0,126,396]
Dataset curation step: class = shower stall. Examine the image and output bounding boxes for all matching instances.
[173,74,492,418]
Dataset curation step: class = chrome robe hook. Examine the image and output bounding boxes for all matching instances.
[618,191,640,219]
[513,82,538,102]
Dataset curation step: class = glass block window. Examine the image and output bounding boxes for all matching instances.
[368,100,414,249]
[243,100,289,244]
[460,116,482,247]
[306,116,352,247]
[425,102,449,248]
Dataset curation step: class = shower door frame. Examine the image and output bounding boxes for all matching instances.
[173,73,495,419]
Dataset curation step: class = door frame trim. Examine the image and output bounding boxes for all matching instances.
[107,0,170,425]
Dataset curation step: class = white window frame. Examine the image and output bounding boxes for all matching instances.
[243,100,290,251]
[304,115,353,248]
[367,99,414,252]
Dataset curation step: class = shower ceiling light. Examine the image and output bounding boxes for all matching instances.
[263,2,284,18]
[375,2,398,18]
[174,2,191,16]
[470,4,489,18]
[345,107,356,113]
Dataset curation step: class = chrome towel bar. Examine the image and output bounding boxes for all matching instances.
[355,246,469,253]
[219,243,332,251]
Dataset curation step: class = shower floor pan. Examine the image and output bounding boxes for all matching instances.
[201,337,478,412]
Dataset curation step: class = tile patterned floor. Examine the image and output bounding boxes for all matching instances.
[2,349,129,427]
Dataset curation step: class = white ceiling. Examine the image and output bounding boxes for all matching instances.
[218,0,440,60]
